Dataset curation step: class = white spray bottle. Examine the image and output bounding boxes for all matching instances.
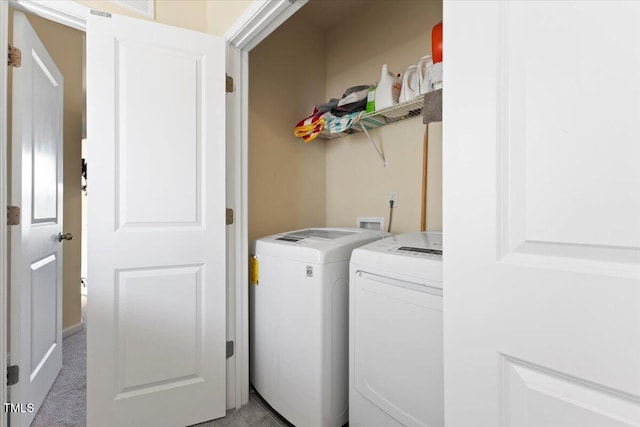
[375,64,401,110]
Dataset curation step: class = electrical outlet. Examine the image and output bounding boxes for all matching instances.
[388,191,398,208]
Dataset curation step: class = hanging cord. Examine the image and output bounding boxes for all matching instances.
[387,199,395,233]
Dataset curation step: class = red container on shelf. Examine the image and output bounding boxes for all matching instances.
[432,22,443,63]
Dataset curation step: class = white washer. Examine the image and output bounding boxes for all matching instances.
[251,227,389,427]
[349,232,443,427]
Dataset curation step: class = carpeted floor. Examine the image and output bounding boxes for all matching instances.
[31,326,87,427]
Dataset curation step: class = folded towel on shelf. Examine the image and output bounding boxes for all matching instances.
[325,111,364,134]
[294,85,373,142]
[293,113,327,143]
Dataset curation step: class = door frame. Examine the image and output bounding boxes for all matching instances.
[0,2,8,425]
[0,0,306,424]
[223,0,308,407]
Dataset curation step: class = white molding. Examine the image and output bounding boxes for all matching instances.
[224,41,245,409]
[225,0,307,51]
[224,41,238,407]
[0,1,9,425]
[8,0,88,32]
[62,321,84,338]
[501,354,640,425]
[224,0,307,409]
[240,46,250,407]
[239,46,250,407]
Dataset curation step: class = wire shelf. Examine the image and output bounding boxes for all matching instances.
[318,94,425,140]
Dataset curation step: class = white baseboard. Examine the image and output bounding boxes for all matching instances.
[63,321,84,338]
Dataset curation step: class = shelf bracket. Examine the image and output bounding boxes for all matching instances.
[359,123,386,167]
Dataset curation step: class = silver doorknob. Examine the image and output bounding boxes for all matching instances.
[58,232,74,242]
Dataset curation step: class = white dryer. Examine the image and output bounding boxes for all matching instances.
[349,232,443,427]
[251,227,389,427]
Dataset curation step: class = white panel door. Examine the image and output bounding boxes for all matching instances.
[86,12,227,427]
[10,11,64,427]
[444,1,640,426]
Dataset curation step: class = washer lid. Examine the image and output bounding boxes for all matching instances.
[276,228,355,242]
[255,227,391,264]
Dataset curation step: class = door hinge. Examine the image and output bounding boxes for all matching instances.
[8,44,21,68]
[226,208,234,225]
[7,206,20,226]
[226,74,234,93]
[226,341,234,359]
[7,365,19,386]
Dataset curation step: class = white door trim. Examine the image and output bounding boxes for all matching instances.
[225,0,308,52]
[0,2,9,426]
[223,0,308,409]
[8,0,87,31]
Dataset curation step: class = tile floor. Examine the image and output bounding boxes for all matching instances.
[191,388,294,427]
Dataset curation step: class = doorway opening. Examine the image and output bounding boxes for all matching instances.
[245,0,443,426]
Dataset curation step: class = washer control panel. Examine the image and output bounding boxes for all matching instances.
[397,246,442,258]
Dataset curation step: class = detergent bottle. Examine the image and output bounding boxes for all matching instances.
[432,22,443,63]
[417,55,433,95]
[365,86,376,113]
[375,64,401,110]
[399,65,419,103]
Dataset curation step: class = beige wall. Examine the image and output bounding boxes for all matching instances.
[76,0,207,31]
[76,0,252,35]
[24,14,85,330]
[248,15,327,243]
[206,0,254,36]
[324,0,443,233]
